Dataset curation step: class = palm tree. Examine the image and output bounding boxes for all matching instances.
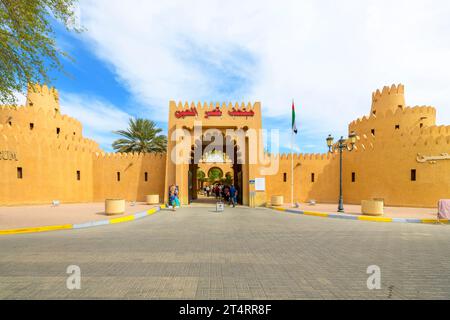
[197,170,207,189]
[112,118,167,153]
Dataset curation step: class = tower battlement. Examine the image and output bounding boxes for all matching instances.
[349,105,436,128]
[26,83,60,115]
[372,84,405,100]
[371,84,405,116]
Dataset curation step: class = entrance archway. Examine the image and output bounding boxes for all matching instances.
[164,101,263,206]
[187,133,244,205]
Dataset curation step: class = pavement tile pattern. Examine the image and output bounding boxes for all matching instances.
[0,206,449,299]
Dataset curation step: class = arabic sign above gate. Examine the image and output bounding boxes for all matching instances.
[175,107,198,119]
[175,106,255,119]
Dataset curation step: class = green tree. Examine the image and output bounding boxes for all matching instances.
[0,0,80,105]
[112,118,167,153]
[224,172,233,185]
[196,169,207,189]
[208,168,223,183]
[197,169,206,180]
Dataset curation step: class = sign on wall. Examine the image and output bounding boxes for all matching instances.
[0,151,18,161]
[174,106,256,119]
[175,107,198,119]
[417,153,450,164]
[255,178,266,191]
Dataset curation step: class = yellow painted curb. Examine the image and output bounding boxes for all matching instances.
[358,216,393,223]
[421,219,449,224]
[273,207,286,212]
[109,215,135,224]
[0,224,72,235]
[0,206,163,235]
[304,211,329,218]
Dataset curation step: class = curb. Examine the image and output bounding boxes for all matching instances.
[0,205,164,236]
[269,207,449,225]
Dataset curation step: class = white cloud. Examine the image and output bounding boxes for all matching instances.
[60,92,132,151]
[14,92,26,106]
[76,0,450,150]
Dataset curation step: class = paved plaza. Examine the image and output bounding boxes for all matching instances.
[280,203,439,219]
[0,205,450,299]
[0,203,157,229]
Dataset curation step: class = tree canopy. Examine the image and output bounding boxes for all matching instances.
[208,167,223,182]
[197,169,206,180]
[0,0,80,105]
[112,118,167,154]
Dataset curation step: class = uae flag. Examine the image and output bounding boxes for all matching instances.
[292,100,298,134]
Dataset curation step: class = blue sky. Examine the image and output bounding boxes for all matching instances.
[43,0,450,153]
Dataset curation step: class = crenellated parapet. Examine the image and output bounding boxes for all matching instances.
[410,125,450,137]
[349,104,437,141]
[350,105,436,127]
[26,83,60,114]
[412,134,450,147]
[0,129,101,154]
[372,84,404,100]
[268,152,336,161]
[350,123,450,152]
[93,151,167,160]
[410,125,450,146]
[0,104,84,137]
[371,84,406,116]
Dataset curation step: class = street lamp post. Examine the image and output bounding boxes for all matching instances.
[326,131,357,213]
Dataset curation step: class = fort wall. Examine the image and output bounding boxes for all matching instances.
[1,83,449,208]
[93,152,166,202]
[265,153,339,204]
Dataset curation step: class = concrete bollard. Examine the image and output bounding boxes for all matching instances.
[105,199,126,215]
[271,195,284,207]
[145,195,160,205]
[361,200,384,216]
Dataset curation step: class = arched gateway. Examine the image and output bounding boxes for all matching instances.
[164,101,267,206]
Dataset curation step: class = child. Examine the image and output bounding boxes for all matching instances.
[169,185,176,211]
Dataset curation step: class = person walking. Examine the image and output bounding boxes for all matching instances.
[215,184,220,199]
[229,185,237,208]
[223,185,230,203]
[174,185,180,208]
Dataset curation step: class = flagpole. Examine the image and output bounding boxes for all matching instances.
[291,100,294,208]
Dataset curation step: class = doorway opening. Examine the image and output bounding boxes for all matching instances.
[188,135,244,205]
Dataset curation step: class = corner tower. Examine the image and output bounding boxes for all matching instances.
[370,84,405,116]
[26,84,60,114]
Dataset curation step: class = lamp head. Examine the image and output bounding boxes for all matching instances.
[326,134,334,148]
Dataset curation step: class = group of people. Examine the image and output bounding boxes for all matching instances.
[168,185,180,211]
[169,183,239,210]
[203,184,238,208]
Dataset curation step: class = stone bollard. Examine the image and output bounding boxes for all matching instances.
[105,199,126,215]
[271,195,284,207]
[361,200,384,216]
[145,195,160,205]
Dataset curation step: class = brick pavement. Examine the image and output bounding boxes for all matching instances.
[0,206,449,299]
